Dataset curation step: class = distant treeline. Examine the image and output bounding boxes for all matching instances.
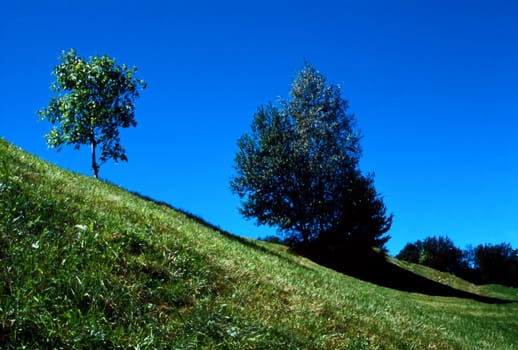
[396,236,518,287]
[261,235,518,288]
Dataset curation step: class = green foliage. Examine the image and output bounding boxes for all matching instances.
[472,243,518,287]
[0,138,517,349]
[397,236,518,287]
[325,173,392,249]
[38,49,146,178]
[417,236,461,271]
[397,236,464,273]
[231,63,391,250]
[396,242,421,263]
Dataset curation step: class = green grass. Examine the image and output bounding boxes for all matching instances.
[1,137,517,349]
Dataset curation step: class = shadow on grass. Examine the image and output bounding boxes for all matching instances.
[302,246,512,304]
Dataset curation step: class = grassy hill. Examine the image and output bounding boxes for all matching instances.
[0,138,516,349]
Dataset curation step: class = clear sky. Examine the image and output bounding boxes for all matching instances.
[1,0,516,255]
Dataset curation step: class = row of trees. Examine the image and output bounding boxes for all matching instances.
[397,236,518,287]
[40,50,393,266]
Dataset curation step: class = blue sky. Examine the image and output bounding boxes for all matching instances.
[1,0,516,255]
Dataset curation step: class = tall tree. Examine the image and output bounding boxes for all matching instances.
[231,63,391,250]
[38,49,146,178]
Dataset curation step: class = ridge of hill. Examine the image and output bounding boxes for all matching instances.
[0,138,516,349]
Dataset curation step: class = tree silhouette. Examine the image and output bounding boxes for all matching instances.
[396,236,464,274]
[231,63,391,253]
[473,243,518,286]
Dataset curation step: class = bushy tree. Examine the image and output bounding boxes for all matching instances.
[473,243,518,286]
[231,63,391,252]
[38,49,146,178]
[396,236,464,274]
[419,236,464,273]
[396,242,422,263]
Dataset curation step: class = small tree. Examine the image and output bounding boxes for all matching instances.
[38,49,146,178]
[231,63,391,251]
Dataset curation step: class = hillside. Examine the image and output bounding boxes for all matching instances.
[0,138,517,349]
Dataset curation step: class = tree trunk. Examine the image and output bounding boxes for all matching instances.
[91,142,99,178]
[90,129,99,178]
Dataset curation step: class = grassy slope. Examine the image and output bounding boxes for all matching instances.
[0,138,516,349]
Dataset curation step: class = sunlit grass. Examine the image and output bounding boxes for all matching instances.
[1,138,517,349]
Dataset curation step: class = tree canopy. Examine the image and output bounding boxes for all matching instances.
[472,243,518,286]
[38,49,146,178]
[397,236,518,287]
[231,63,391,252]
